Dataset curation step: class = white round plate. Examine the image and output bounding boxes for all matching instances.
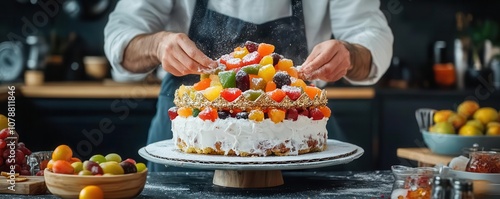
[139,139,364,170]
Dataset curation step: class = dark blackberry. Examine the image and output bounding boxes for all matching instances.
[236,112,249,119]
[273,71,291,89]
[218,111,229,119]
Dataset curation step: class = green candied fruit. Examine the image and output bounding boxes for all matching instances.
[192,108,201,117]
[242,89,264,101]
[250,77,266,90]
[218,71,236,88]
[240,64,261,75]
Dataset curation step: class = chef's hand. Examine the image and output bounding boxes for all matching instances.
[156,32,217,76]
[122,31,217,76]
[299,40,372,82]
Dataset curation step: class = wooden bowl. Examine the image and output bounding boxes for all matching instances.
[44,169,147,199]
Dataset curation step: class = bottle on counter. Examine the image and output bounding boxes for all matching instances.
[433,41,456,88]
[431,176,451,199]
[450,179,474,199]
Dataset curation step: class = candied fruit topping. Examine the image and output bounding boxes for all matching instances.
[257,43,275,56]
[282,85,302,101]
[276,58,293,71]
[177,107,193,118]
[168,107,179,120]
[265,81,277,92]
[267,89,286,102]
[220,88,242,102]
[198,107,218,122]
[202,86,223,101]
[241,64,260,75]
[242,89,264,101]
[226,58,243,69]
[192,108,201,117]
[286,108,299,121]
[242,51,261,66]
[193,78,211,91]
[309,107,324,120]
[273,71,291,89]
[271,53,283,66]
[233,46,249,59]
[218,71,236,88]
[236,70,250,91]
[305,86,321,100]
[269,109,286,123]
[258,64,276,83]
[244,41,259,53]
[318,106,331,118]
[259,55,273,66]
[286,67,299,79]
[291,78,307,91]
[218,111,229,119]
[248,110,264,122]
[250,77,267,90]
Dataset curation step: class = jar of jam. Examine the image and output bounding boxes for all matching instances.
[465,151,500,173]
[391,165,438,199]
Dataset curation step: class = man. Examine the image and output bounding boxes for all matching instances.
[104,0,393,171]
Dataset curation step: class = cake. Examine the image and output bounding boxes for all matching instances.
[168,41,330,156]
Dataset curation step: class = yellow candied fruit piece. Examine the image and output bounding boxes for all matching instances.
[177,107,193,118]
[268,109,286,123]
[259,55,273,66]
[290,78,307,91]
[202,86,223,101]
[276,59,293,71]
[258,64,276,83]
[233,47,249,59]
[248,109,264,122]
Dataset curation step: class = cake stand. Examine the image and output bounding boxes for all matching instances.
[138,139,364,188]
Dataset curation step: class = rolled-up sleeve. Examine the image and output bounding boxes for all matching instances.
[104,0,174,82]
[329,0,394,85]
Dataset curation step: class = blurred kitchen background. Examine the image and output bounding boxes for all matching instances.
[0,0,499,171]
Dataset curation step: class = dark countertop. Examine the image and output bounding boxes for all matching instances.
[0,171,394,199]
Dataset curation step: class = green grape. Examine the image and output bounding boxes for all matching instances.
[89,154,107,164]
[135,163,147,172]
[71,162,83,174]
[105,153,122,163]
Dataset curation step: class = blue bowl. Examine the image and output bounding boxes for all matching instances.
[421,130,500,155]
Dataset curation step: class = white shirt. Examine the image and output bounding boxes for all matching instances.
[104,0,393,85]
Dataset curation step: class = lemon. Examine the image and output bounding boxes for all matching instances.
[0,114,8,130]
[473,107,499,125]
[465,120,484,133]
[429,122,455,134]
[486,126,500,136]
[457,100,479,118]
[459,125,483,136]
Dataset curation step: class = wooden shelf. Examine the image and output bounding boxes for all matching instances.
[397,148,454,167]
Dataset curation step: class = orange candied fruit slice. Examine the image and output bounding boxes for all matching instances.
[268,109,286,123]
[318,106,331,118]
[226,58,243,69]
[291,79,307,91]
[286,67,298,79]
[198,107,218,122]
[276,59,293,71]
[177,107,193,118]
[257,43,275,56]
[304,86,321,99]
[267,89,286,102]
[193,78,211,91]
[265,81,277,92]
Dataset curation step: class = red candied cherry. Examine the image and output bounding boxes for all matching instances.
[198,107,218,122]
[242,51,261,66]
[219,54,232,65]
[220,88,242,102]
[298,108,309,117]
[282,85,302,101]
[226,58,242,69]
[286,108,299,121]
[309,107,325,120]
[168,107,179,120]
[244,41,259,52]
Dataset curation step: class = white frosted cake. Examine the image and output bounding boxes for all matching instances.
[167,41,331,156]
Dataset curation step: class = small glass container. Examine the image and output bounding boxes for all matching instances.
[27,151,53,175]
[450,179,474,199]
[465,151,500,173]
[431,176,452,199]
[391,165,438,199]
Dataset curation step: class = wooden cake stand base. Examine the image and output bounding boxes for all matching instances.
[213,170,284,188]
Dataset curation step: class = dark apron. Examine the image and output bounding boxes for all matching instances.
[147,0,343,171]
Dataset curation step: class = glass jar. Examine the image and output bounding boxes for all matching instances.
[465,151,500,173]
[391,165,438,199]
